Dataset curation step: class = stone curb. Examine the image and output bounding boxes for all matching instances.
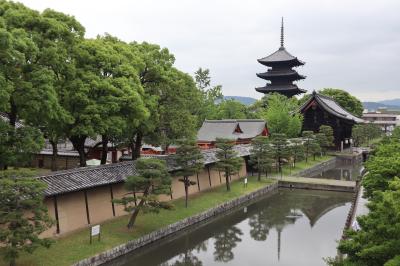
[293,157,337,177]
[73,182,279,266]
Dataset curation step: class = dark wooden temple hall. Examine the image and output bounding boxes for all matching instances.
[255,18,306,97]
[299,91,365,147]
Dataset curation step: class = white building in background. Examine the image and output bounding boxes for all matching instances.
[362,112,400,133]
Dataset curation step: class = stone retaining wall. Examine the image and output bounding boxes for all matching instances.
[293,157,337,177]
[73,182,279,266]
[341,180,362,240]
[278,181,355,193]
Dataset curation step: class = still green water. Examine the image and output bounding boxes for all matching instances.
[105,189,353,266]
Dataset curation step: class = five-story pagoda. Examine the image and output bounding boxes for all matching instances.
[255,18,306,97]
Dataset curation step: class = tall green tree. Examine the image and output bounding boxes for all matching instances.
[214,138,243,191]
[262,93,303,138]
[352,124,382,147]
[319,88,363,117]
[194,67,223,125]
[0,176,53,266]
[113,158,173,229]
[64,37,147,166]
[173,140,204,208]
[250,136,273,181]
[270,133,290,174]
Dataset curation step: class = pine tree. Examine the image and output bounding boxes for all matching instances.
[214,138,243,191]
[0,176,54,266]
[173,140,204,208]
[270,133,290,175]
[113,158,173,229]
[302,131,316,162]
[250,136,274,180]
[290,138,305,168]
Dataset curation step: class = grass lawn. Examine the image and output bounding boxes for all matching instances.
[263,155,333,178]
[2,155,333,266]
[5,175,275,266]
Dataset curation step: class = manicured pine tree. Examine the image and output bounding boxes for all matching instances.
[250,136,274,181]
[113,158,173,229]
[0,176,54,266]
[309,139,322,160]
[214,138,243,191]
[270,133,290,175]
[315,133,329,155]
[290,138,306,168]
[302,131,316,162]
[173,140,204,208]
[319,125,334,149]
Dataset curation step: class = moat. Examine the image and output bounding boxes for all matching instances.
[105,188,353,266]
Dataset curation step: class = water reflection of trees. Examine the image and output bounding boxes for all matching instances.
[169,236,208,266]
[213,226,243,262]
[248,190,353,242]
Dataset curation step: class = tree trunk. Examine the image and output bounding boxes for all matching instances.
[100,135,108,165]
[8,100,17,128]
[184,177,189,208]
[257,159,261,181]
[50,139,58,171]
[9,258,16,266]
[127,187,149,229]
[70,135,87,167]
[225,170,231,191]
[132,133,142,160]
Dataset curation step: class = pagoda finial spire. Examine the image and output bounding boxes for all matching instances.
[280,17,284,48]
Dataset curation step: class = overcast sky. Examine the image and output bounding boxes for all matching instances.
[19,0,400,101]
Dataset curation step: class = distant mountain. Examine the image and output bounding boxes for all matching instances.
[224,96,257,105]
[377,99,400,106]
[363,101,400,111]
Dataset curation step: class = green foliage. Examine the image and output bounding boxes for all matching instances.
[319,125,334,148]
[270,133,290,173]
[352,124,382,147]
[0,119,44,169]
[261,93,303,138]
[290,138,305,167]
[337,178,400,266]
[319,88,363,117]
[214,138,243,191]
[114,158,173,228]
[0,177,53,266]
[362,139,400,198]
[302,130,319,162]
[250,136,274,180]
[173,139,204,207]
[210,99,251,119]
[315,133,329,155]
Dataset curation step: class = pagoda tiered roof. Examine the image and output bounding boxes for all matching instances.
[256,69,306,81]
[257,47,305,67]
[255,18,306,97]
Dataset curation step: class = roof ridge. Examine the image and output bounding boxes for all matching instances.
[38,160,135,179]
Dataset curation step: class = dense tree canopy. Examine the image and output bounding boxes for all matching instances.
[261,94,303,138]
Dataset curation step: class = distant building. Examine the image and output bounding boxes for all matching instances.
[255,18,306,97]
[300,91,364,148]
[197,119,268,149]
[362,112,399,133]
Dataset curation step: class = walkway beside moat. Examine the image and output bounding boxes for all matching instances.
[274,176,356,192]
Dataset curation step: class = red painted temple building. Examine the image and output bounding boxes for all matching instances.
[197,119,268,149]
